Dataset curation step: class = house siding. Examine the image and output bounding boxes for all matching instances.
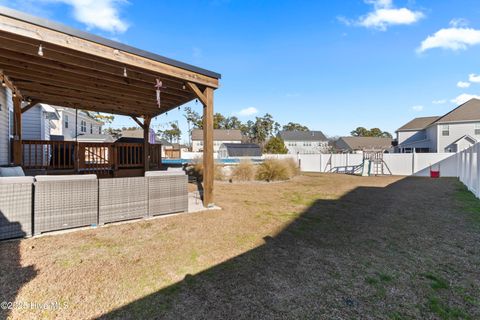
[192,139,241,152]
[50,108,102,140]
[22,106,45,140]
[0,88,9,165]
[437,121,480,152]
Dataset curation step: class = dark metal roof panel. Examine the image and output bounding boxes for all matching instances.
[0,6,221,79]
[221,143,262,157]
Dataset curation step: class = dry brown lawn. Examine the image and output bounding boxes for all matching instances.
[1,174,479,319]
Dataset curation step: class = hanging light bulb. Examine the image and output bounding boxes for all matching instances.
[182,83,186,90]
[38,44,44,57]
[1,79,6,87]
[123,67,128,77]
[13,91,17,98]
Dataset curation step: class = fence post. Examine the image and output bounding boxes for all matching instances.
[476,144,480,198]
[411,152,415,175]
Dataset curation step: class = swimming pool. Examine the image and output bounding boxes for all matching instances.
[162,158,263,165]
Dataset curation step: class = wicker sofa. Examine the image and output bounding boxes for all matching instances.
[99,177,148,224]
[33,175,98,235]
[146,171,188,216]
[0,176,34,240]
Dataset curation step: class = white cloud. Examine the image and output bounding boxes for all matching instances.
[411,105,424,112]
[432,99,446,104]
[340,0,424,31]
[451,93,480,105]
[237,107,258,117]
[469,74,480,83]
[42,0,129,33]
[457,81,471,88]
[418,27,480,52]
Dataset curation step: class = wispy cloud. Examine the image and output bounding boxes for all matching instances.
[469,74,480,83]
[457,81,471,88]
[339,0,424,31]
[411,105,424,112]
[432,99,446,105]
[236,107,258,117]
[451,93,480,105]
[418,20,480,52]
[12,0,131,33]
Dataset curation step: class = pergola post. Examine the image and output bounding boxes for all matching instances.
[12,93,22,165]
[143,116,152,172]
[203,87,214,207]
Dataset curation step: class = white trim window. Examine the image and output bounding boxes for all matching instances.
[441,125,449,136]
[81,120,87,133]
[475,123,480,135]
[64,115,69,128]
[90,123,93,134]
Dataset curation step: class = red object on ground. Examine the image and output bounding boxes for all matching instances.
[430,170,440,178]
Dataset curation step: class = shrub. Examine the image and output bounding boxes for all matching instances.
[232,160,255,181]
[186,158,225,181]
[256,159,290,181]
[264,136,288,154]
[283,158,300,178]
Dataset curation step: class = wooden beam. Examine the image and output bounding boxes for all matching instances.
[21,99,40,113]
[0,16,219,88]
[202,87,214,207]
[0,72,22,98]
[143,116,152,172]
[187,82,207,106]
[12,94,22,165]
[130,116,145,129]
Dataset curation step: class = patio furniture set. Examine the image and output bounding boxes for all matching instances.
[0,167,188,240]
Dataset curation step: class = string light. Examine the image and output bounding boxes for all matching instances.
[182,83,186,90]
[38,44,44,57]
[123,67,128,77]
[13,91,17,98]
[1,79,6,87]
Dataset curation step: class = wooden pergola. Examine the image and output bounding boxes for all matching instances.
[0,7,220,206]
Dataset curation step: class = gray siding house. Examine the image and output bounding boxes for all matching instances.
[278,131,329,154]
[0,87,12,165]
[397,98,480,153]
[191,129,243,152]
[22,104,59,141]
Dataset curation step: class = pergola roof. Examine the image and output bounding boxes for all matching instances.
[0,6,221,117]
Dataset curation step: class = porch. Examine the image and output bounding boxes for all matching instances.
[21,140,162,178]
[0,7,220,206]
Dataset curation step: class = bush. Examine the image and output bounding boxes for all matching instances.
[256,159,290,181]
[187,158,225,181]
[284,158,300,178]
[231,160,255,181]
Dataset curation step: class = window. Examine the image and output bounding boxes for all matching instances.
[81,120,87,133]
[90,123,93,134]
[475,123,480,135]
[441,125,449,136]
[64,115,69,128]
[99,127,102,134]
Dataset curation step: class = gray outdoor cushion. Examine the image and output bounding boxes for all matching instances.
[145,171,185,177]
[35,174,97,181]
[0,176,35,184]
[0,166,25,177]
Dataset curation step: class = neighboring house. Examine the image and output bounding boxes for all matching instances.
[278,131,329,154]
[75,134,115,143]
[50,107,103,140]
[22,104,60,141]
[120,128,159,144]
[191,129,242,152]
[218,143,262,159]
[0,87,12,165]
[335,137,393,153]
[397,98,480,153]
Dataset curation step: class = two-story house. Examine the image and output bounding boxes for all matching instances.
[50,107,103,141]
[191,129,243,152]
[335,136,393,153]
[397,98,480,153]
[278,131,329,154]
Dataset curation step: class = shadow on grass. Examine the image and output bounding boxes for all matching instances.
[0,214,37,319]
[99,176,479,319]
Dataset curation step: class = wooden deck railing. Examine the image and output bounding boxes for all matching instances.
[22,140,162,174]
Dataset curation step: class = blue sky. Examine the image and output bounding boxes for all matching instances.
[3,0,480,141]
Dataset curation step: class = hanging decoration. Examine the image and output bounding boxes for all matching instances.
[154,78,165,108]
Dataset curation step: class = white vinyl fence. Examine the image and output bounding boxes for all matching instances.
[458,143,479,197]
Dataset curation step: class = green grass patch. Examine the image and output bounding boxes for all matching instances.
[455,183,480,228]
[428,296,469,320]
[423,273,449,290]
